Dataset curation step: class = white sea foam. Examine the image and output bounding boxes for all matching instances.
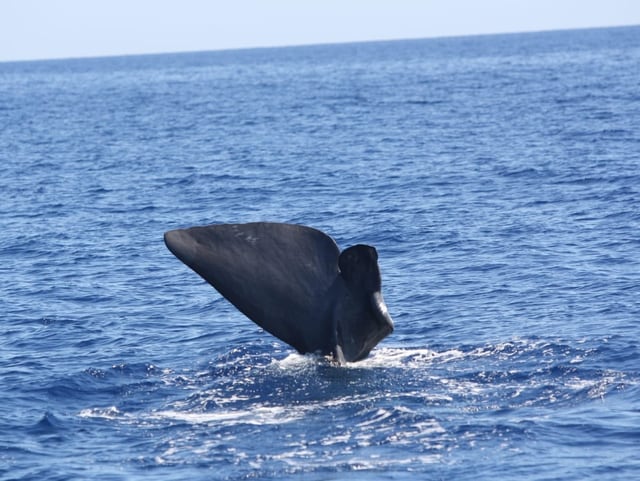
[78,406,125,420]
[269,352,321,372]
[149,404,311,426]
[354,347,439,368]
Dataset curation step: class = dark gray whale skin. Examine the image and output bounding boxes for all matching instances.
[164,222,393,363]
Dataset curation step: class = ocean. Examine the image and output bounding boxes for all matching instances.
[1,25,639,480]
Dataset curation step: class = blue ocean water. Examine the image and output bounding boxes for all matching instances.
[1,25,639,480]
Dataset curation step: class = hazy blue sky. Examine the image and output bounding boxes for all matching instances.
[2,0,639,62]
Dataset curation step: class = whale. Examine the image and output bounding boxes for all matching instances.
[164,222,393,363]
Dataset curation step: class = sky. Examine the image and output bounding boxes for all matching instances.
[1,0,639,62]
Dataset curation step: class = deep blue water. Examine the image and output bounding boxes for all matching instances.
[1,26,640,480]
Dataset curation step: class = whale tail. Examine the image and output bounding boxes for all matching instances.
[164,222,393,362]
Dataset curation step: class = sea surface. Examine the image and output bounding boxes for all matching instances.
[1,26,639,480]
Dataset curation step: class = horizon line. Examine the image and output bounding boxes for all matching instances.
[1,22,638,65]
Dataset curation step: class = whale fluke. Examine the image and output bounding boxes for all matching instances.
[164,222,393,363]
